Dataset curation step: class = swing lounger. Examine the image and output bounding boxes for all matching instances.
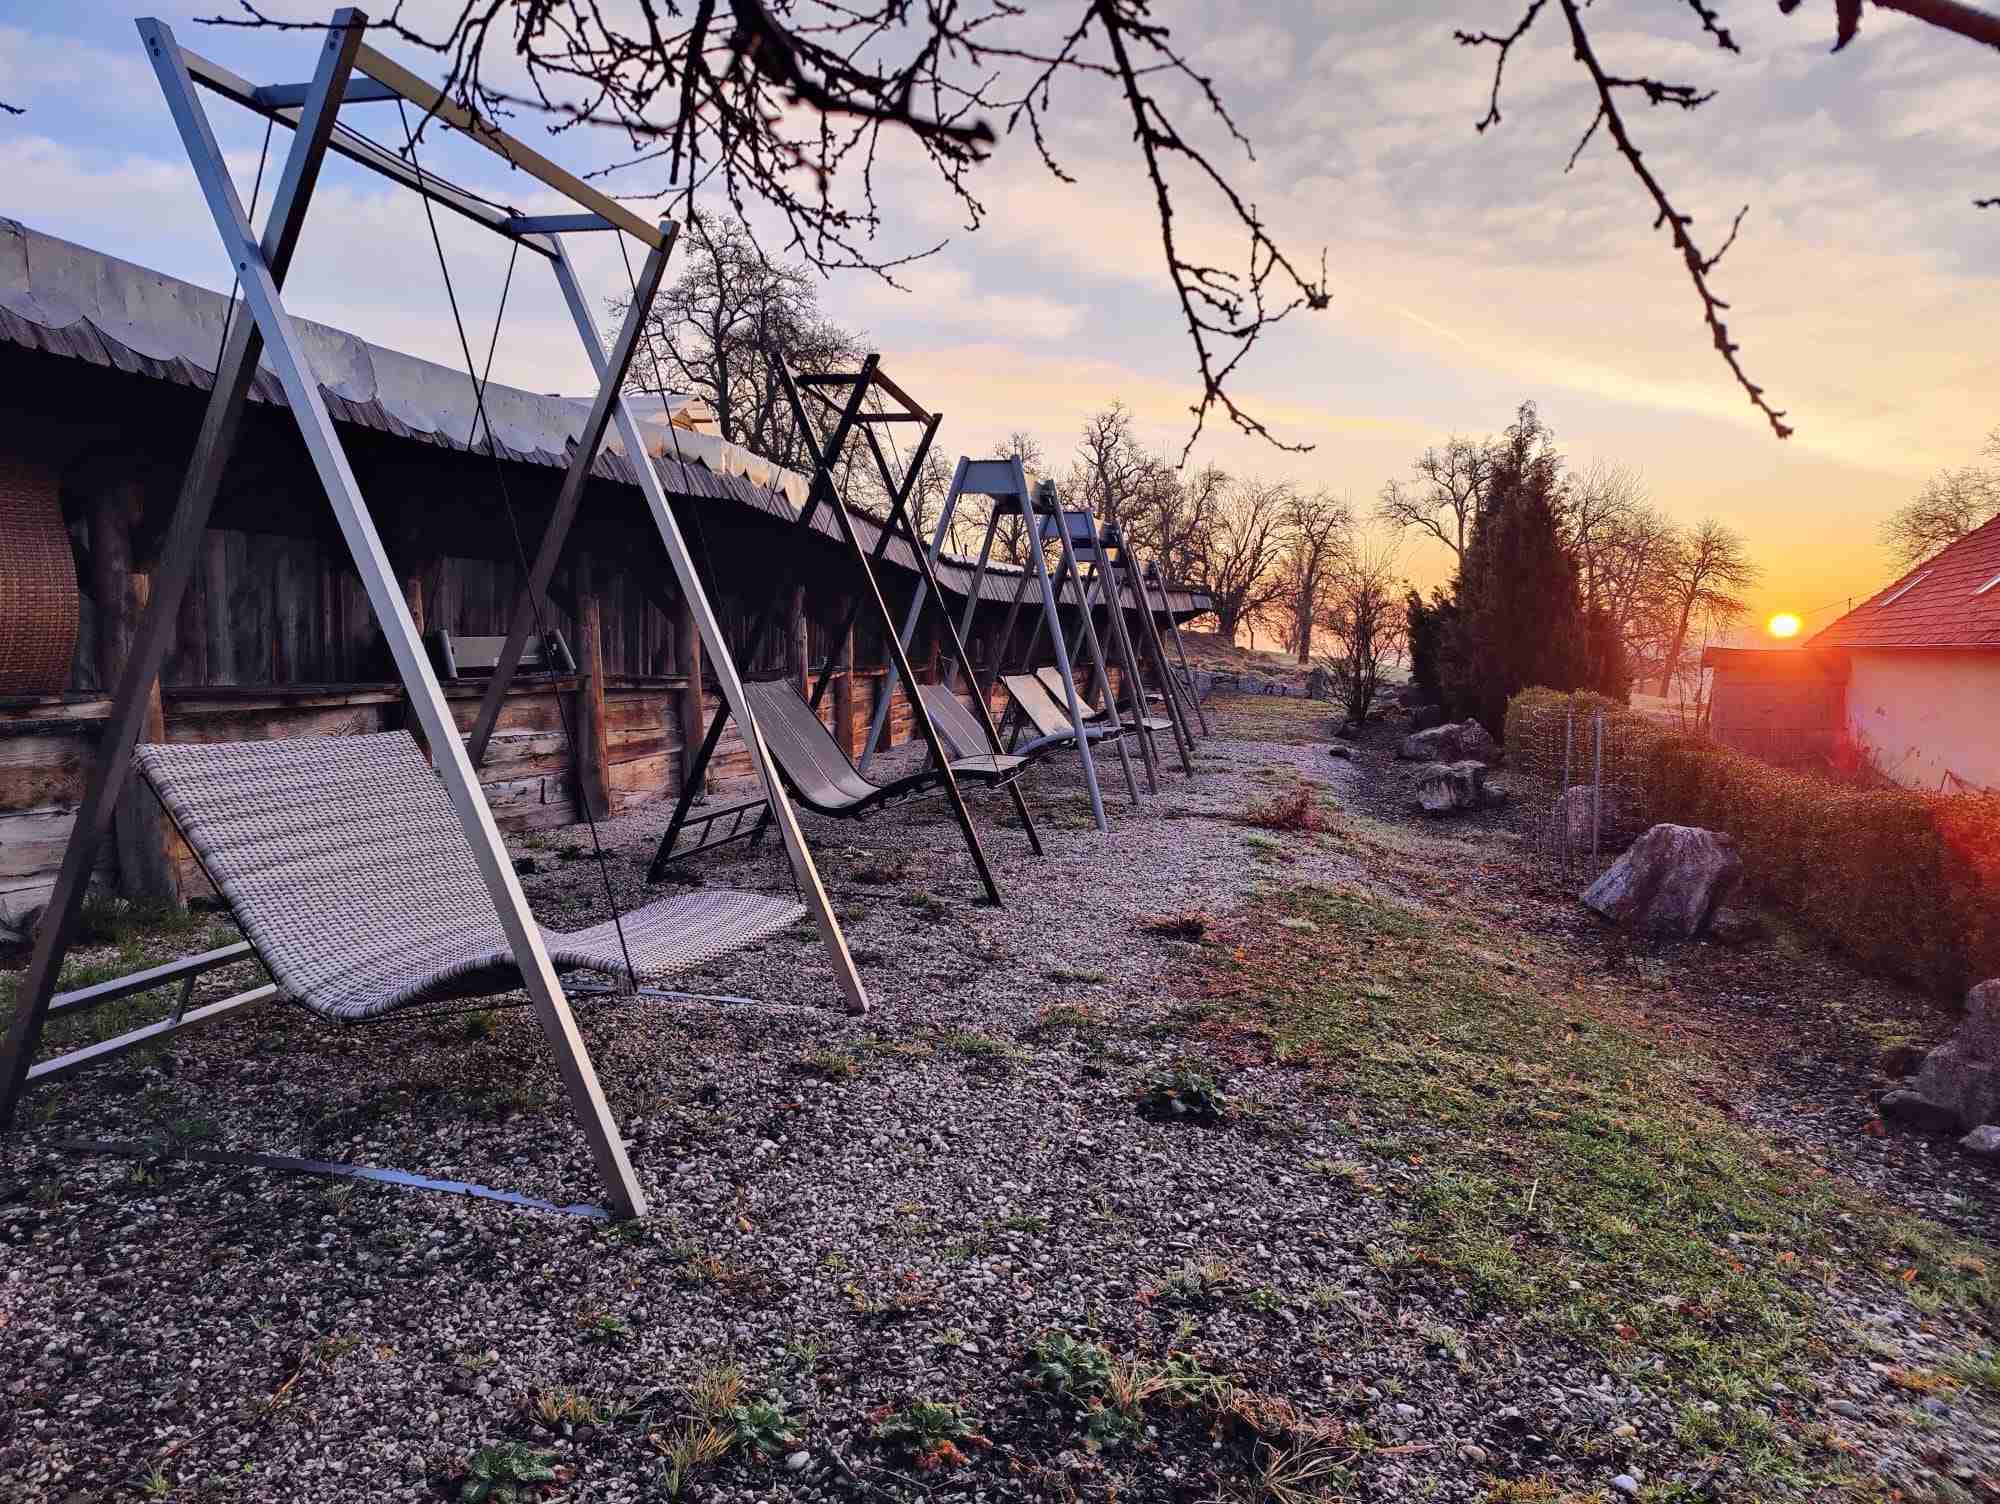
[995,675,1124,753]
[916,682,1069,767]
[1033,667,1174,736]
[136,732,805,1022]
[742,680,1026,820]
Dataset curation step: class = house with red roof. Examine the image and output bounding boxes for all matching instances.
[1804,513,2000,792]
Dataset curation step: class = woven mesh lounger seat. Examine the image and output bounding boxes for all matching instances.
[136,732,806,1022]
[917,683,1064,768]
[1032,667,1172,736]
[740,680,1025,817]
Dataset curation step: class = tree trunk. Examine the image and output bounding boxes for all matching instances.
[1658,602,1694,697]
[90,480,181,908]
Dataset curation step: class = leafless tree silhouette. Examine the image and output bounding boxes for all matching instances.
[1458,0,2000,441]
[212,0,1329,457]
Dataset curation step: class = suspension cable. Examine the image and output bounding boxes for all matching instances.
[396,101,637,991]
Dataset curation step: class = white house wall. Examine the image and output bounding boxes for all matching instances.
[1846,650,2000,793]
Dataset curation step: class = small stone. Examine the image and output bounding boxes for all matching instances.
[1459,1443,1488,1464]
[1827,1399,1865,1421]
[1611,1423,1637,1438]
[785,1451,811,1472]
[1611,1475,1641,1497]
[1393,1402,1419,1418]
[1328,745,1353,760]
[1961,1125,2000,1159]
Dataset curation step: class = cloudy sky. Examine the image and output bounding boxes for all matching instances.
[2,1,1994,633]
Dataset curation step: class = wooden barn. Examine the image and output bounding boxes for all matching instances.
[0,218,1210,939]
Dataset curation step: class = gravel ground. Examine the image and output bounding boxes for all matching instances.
[2,699,1996,1503]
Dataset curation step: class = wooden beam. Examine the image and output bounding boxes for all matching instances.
[88,478,182,908]
[787,585,809,696]
[832,597,856,758]
[351,43,668,250]
[574,554,611,820]
[675,593,706,797]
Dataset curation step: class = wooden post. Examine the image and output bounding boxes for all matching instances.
[574,552,612,821]
[89,478,181,907]
[832,596,856,758]
[675,591,707,798]
[788,584,809,695]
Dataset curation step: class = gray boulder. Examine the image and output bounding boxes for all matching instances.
[1414,760,1490,815]
[1581,824,1744,938]
[1886,980,2000,1134]
[1456,718,1498,763]
[1397,718,1496,763]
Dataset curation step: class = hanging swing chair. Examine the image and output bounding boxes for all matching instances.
[0,13,870,1221]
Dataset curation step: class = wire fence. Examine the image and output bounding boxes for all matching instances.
[1508,696,1656,889]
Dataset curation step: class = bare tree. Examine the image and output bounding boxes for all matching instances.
[1376,437,1491,565]
[621,211,864,465]
[1459,2,2000,441]
[1657,518,1760,696]
[1203,479,1290,644]
[1880,427,2000,568]
[1280,490,1353,664]
[1319,537,1407,727]
[232,0,1329,455]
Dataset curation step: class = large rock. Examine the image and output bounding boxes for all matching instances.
[1886,981,2000,1134]
[1581,824,1743,938]
[1397,718,1496,763]
[1413,760,1491,815]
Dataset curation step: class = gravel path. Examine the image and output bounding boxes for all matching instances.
[2,700,1995,1503]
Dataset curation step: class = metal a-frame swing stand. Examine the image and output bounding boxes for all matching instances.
[0,9,867,1223]
[866,463,1138,833]
[647,357,1038,906]
[1142,559,1213,738]
[1019,495,1196,790]
[1093,520,1200,770]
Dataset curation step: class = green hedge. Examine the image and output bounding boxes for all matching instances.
[1508,688,2000,996]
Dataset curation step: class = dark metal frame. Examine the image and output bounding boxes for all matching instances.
[0,9,866,1221]
[1142,559,1213,737]
[646,358,1039,905]
[865,461,1138,831]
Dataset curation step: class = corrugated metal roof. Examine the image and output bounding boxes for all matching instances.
[0,217,1210,617]
[1806,512,2000,652]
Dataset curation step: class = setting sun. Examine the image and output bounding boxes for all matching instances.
[1768,613,1802,639]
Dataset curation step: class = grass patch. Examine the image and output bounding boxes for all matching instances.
[1236,786,1334,834]
[1185,830,1999,1488]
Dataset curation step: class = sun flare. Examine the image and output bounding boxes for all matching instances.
[1767,613,1802,639]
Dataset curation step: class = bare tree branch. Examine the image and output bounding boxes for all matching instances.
[207,0,1329,457]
